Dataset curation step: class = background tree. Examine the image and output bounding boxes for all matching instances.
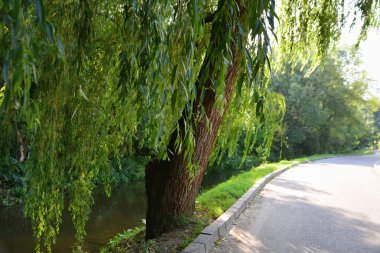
[272,49,379,158]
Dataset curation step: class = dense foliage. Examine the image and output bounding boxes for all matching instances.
[0,0,379,252]
[273,50,380,158]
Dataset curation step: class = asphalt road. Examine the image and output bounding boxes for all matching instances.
[211,153,380,253]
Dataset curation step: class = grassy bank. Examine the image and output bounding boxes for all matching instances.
[196,160,294,219]
[101,149,374,253]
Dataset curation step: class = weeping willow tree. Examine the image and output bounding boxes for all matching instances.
[0,0,379,252]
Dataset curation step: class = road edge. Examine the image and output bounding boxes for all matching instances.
[374,160,380,176]
[181,162,299,253]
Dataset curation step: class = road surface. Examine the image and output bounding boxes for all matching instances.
[211,154,380,253]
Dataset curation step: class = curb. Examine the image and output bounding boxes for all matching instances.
[374,160,380,176]
[181,162,299,253]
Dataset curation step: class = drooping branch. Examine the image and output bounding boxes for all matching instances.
[205,11,216,23]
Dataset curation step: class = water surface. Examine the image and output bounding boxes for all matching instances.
[0,182,146,253]
[0,169,236,253]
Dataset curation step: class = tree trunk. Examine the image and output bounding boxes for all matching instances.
[145,1,245,239]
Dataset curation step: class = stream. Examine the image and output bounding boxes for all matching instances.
[0,182,146,253]
[0,168,239,253]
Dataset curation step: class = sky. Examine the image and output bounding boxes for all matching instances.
[340,22,380,98]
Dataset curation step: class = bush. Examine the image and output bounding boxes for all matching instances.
[107,156,148,184]
[0,156,26,206]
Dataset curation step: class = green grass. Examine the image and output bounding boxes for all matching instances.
[105,227,145,249]
[99,227,144,253]
[196,161,291,219]
[99,227,159,253]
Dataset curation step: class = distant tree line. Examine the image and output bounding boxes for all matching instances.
[271,50,380,158]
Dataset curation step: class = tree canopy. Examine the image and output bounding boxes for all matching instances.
[0,0,379,252]
[273,49,379,158]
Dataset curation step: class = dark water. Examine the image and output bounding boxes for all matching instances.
[0,182,147,253]
[0,170,235,253]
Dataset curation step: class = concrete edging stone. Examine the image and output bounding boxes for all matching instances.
[181,162,299,253]
[374,159,380,176]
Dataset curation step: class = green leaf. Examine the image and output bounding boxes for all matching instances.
[35,0,46,26]
[171,89,177,112]
[79,85,89,101]
[245,48,254,76]
[56,36,65,58]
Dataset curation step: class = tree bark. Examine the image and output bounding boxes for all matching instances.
[145,1,245,239]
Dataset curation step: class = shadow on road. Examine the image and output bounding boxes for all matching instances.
[231,188,380,253]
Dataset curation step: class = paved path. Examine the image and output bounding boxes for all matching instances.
[211,154,380,253]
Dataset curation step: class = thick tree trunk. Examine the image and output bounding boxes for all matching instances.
[145,1,245,239]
